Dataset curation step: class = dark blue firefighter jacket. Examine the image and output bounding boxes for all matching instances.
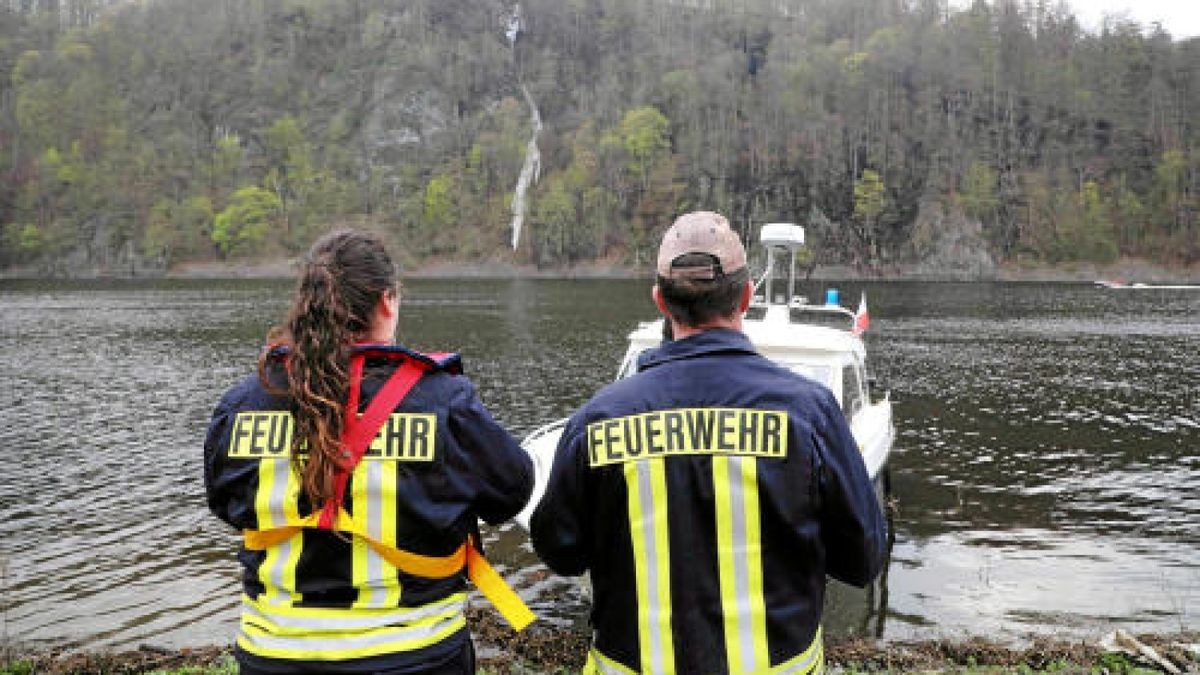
[531,328,887,674]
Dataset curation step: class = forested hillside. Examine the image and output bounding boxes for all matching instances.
[0,0,1197,275]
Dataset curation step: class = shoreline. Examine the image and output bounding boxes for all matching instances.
[2,256,1198,284]
[3,617,1195,674]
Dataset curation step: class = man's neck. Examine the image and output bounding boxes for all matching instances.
[669,315,743,341]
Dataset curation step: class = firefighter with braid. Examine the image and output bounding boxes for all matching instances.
[204,229,534,674]
[530,212,887,674]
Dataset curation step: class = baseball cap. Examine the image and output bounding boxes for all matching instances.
[656,211,747,280]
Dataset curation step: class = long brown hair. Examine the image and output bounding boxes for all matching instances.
[259,228,399,507]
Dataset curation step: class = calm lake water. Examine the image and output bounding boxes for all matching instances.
[0,278,1196,651]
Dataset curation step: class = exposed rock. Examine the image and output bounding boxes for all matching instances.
[907,200,996,280]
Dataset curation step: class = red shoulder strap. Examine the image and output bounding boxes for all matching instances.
[318,353,429,529]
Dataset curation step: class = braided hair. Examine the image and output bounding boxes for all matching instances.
[258,229,399,507]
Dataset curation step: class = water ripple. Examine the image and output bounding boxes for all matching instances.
[2,279,1197,648]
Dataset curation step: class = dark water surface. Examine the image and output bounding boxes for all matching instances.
[0,278,1196,650]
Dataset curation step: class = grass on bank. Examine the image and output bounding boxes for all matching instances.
[2,612,1193,675]
[0,646,1188,674]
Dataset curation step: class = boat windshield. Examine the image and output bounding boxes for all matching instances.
[782,362,833,389]
[623,349,837,395]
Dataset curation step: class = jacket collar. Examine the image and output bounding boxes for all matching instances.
[638,328,757,370]
[265,343,462,373]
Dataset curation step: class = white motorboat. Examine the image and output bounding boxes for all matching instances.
[1095,279,1200,290]
[515,223,895,529]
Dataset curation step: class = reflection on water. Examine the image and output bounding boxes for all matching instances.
[0,279,1196,650]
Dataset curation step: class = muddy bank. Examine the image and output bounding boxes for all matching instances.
[5,253,1197,283]
[5,616,1196,674]
[466,611,1199,673]
[162,258,642,280]
[160,256,1200,283]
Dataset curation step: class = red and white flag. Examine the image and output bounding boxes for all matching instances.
[851,294,870,336]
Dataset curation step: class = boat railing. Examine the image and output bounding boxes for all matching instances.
[523,418,568,446]
[788,297,856,318]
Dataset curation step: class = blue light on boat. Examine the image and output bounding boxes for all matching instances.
[825,288,840,306]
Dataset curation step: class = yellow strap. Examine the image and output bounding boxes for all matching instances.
[243,511,535,631]
[366,536,467,579]
[245,526,305,550]
[465,543,535,631]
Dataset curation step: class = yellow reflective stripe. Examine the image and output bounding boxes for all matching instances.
[236,611,466,661]
[583,648,638,675]
[241,592,465,633]
[624,459,674,674]
[351,460,371,607]
[772,627,824,674]
[255,458,301,605]
[254,456,302,527]
[714,456,769,673]
[352,460,402,608]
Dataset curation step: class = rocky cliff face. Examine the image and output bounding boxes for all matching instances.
[908,201,996,280]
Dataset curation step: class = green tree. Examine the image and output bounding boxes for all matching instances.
[210,136,245,197]
[618,106,671,191]
[1078,181,1117,262]
[1151,150,1188,232]
[960,161,998,223]
[15,79,58,153]
[1112,188,1142,251]
[18,224,45,256]
[261,116,315,243]
[532,183,577,265]
[420,173,457,253]
[144,195,214,264]
[212,187,281,257]
[853,169,886,267]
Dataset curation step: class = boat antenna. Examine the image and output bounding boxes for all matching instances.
[756,223,805,305]
[752,248,773,297]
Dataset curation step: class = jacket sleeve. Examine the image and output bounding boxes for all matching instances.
[445,378,534,526]
[203,386,258,530]
[529,413,591,576]
[811,388,888,587]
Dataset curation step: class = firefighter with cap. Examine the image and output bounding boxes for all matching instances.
[530,211,887,674]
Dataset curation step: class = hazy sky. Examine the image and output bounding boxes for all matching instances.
[948,0,1200,38]
[1068,0,1200,37]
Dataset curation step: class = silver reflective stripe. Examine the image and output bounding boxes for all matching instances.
[266,539,295,605]
[635,461,667,675]
[264,457,293,604]
[240,611,463,653]
[269,456,290,525]
[728,456,756,673]
[364,459,386,606]
[241,593,466,632]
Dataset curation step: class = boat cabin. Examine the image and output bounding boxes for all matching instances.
[617,222,875,417]
[616,307,870,417]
